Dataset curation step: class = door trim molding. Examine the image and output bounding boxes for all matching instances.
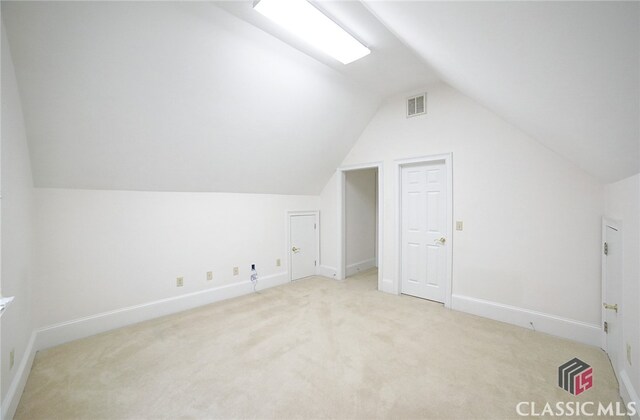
[395,153,453,308]
[336,162,384,291]
[601,217,621,350]
[286,210,320,281]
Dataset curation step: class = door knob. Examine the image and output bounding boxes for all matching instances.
[603,303,618,313]
[292,246,300,253]
[435,237,446,245]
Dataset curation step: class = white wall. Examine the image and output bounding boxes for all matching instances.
[321,82,604,327]
[605,174,640,403]
[33,189,318,327]
[345,168,377,275]
[1,22,35,407]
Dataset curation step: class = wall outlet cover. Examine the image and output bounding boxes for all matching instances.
[176,277,184,287]
[233,267,239,276]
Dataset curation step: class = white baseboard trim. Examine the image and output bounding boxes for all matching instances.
[317,265,337,279]
[345,258,376,277]
[619,369,640,418]
[380,278,396,294]
[3,272,289,419]
[451,294,601,347]
[36,272,289,350]
[2,331,37,420]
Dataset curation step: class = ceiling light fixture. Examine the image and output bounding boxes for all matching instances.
[253,0,370,65]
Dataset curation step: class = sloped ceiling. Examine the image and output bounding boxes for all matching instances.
[3,1,638,193]
[2,1,404,194]
[216,1,439,98]
[365,1,640,182]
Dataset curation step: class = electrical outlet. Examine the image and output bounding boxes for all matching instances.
[207,271,213,281]
[456,221,464,231]
[10,349,14,370]
[233,267,239,276]
[276,258,281,267]
[176,277,184,287]
[628,343,632,365]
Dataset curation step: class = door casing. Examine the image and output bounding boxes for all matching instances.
[601,217,622,352]
[396,153,453,308]
[287,210,320,282]
[336,162,384,290]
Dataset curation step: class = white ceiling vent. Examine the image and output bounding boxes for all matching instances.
[407,93,426,118]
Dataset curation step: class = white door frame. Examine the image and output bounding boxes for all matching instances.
[395,153,453,308]
[601,217,621,350]
[287,210,320,281]
[336,162,384,291]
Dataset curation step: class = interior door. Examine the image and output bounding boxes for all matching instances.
[603,222,622,370]
[401,161,448,302]
[290,214,317,281]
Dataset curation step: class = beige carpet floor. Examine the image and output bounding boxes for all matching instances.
[16,270,622,419]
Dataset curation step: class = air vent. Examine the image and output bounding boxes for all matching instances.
[407,93,426,118]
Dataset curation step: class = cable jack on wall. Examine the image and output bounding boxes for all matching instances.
[251,264,258,293]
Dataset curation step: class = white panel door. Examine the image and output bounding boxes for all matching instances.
[603,223,622,370]
[401,162,448,302]
[290,215,317,281]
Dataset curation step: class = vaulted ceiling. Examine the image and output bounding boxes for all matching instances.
[2,1,638,193]
[365,1,639,182]
[1,2,400,194]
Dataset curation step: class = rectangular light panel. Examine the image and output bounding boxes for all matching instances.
[254,0,371,65]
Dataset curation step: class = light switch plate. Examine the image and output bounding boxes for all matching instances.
[456,221,463,231]
[207,271,213,281]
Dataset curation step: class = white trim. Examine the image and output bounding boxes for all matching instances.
[381,278,395,294]
[345,258,376,277]
[601,217,621,350]
[451,294,602,347]
[0,296,15,318]
[35,272,289,350]
[395,153,453,307]
[2,332,37,420]
[337,162,384,292]
[317,265,337,279]
[2,273,289,419]
[286,210,320,281]
[620,369,640,419]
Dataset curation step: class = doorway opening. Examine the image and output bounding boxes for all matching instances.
[337,162,384,291]
[345,168,378,280]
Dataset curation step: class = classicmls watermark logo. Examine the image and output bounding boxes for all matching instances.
[558,357,593,395]
[516,358,637,416]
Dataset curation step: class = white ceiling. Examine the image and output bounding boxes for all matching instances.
[365,1,640,182]
[1,1,390,194]
[3,1,638,193]
[216,1,439,98]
